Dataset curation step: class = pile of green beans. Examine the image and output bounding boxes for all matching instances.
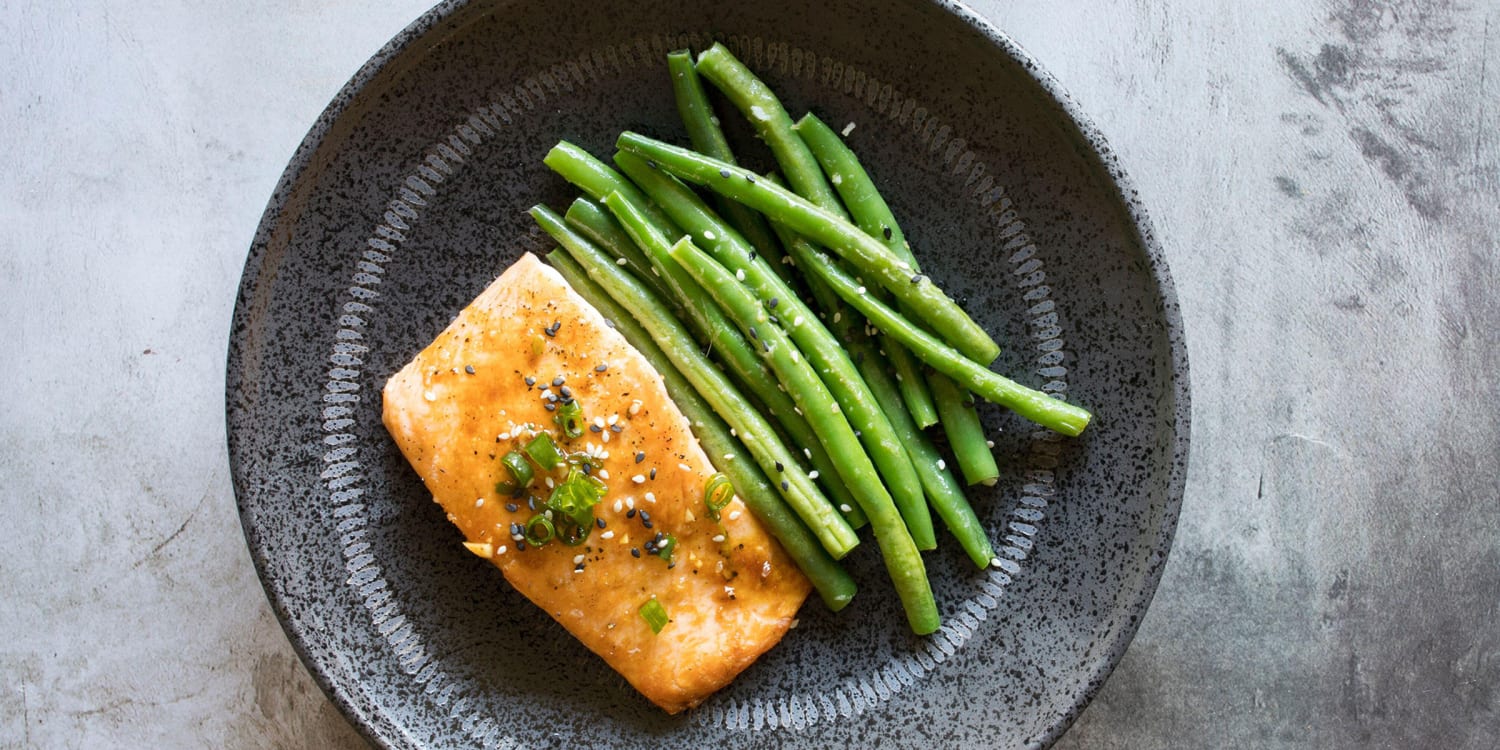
[527,44,1092,635]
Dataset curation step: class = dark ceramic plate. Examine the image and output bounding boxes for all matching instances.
[227,1,1189,747]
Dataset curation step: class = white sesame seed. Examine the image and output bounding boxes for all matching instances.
[545,477,555,488]
[423,390,436,402]
[475,498,485,508]
[679,463,691,472]
[990,557,1003,568]
[632,474,646,484]
[937,459,947,471]
[986,440,996,448]
[831,173,843,186]
[856,285,867,295]
[593,416,606,428]
[833,311,842,323]
[793,315,804,326]
[616,257,629,266]
[723,453,735,461]
[712,534,726,543]
[729,510,742,521]
[645,492,656,503]
[628,400,642,416]
[626,496,636,509]
[730,427,737,437]
[704,230,717,240]
[791,350,800,363]
[840,504,853,513]
[601,430,611,442]
[573,554,586,564]
[601,530,615,540]
[803,448,812,459]
[598,469,610,480]
[793,407,802,415]
[574,568,584,574]
[497,545,507,554]
[830,403,840,414]
[607,414,619,425]
[613,499,624,513]
[842,121,856,135]
[735,268,746,281]
[809,470,820,479]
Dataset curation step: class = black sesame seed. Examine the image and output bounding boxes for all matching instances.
[464,365,475,375]
[882,226,893,240]
[610,423,623,433]
[780,479,790,490]
[595,363,608,372]
[667,562,676,569]
[510,522,523,536]
[552,376,565,387]
[524,376,536,386]
[596,517,607,529]
[768,297,779,308]
[746,174,756,184]
[749,325,759,339]
[639,511,651,523]
[528,496,538,511]
[631,548,641,558]
[559,386,572,398]
[774,461,784,472]
[505,503,519,513]
[769,314,780,325]
[649,468,657,479]
[761,340,771,353]
[643,520,654,529]
[719,168,731,178]
[580,462,592,474]
[635,452,646,463]
[646,159,658,169]
[574,563,584,572]
[516,541,527,551]
[626,509,637,519]
[749,250,757,261]
[544,402,556,412]
[589,424,602,433]
[911,274,924,284]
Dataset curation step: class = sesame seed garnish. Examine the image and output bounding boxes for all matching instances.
[474,497,485,508]
[937,459,947,470]
[631,548,641,558]
[596,517,607,528]
[646,159,657,169]
[639,510,651,523]
[729,510,742,521]
[725,453,737,461]
[746,174,756,184]
[856,285,867,295]
[465,365,476,375]
[748,325,759,339]
[882,226,893,240]
[736,268,746,281]
[626,508,636,519]
[496,545,508,555]
[678,462,691,472]
[645,492,656,503]
[613,499,624,513]
[780,480,790,490]
[774,461,784,472]
[833,311,842,323]
[791,350,800,363]
[601,530,615,539]
[704,230,717,241]
[803,448,812,459]
[633,474,646,484]
[830,403,841,414]
[840,504,853,513]
[712,534,726,543]
[595,363,608,372]
[808,470,820,480]
[598,469,610,480]
[719,168,731,178]
[628,400,642,416]
[559,386,572,398]
[573,554,586,565]
[635,451,646,463]
[911,274,924,284]
[626,496,635,509]
[768,297,779,308]
[505,503,518,512]
[590,424,602,433]
[524,376,535,386]
[544,403,556,411]
[643,519,654,529]
[545,477,555,488]
[986,440,996,448]
[616,257,629,266]
[610,423,623,433]
[649,468,657,480]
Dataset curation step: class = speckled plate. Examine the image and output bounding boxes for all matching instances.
[227,1,1188,747]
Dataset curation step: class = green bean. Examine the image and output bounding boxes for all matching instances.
[561,196,675,302]
[547,249,857,609]
[759,172,937,549]
[600,192,865,547]
[664,235,939,634]
[692,46,938,425]
[665,50,788,276]
[795,112,999,485]
[782,238,1092,436]
[613,151,930,533]
[544,141,676,234]
[616,131,1001,365]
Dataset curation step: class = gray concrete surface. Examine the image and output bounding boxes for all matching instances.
[2,1,1495,748]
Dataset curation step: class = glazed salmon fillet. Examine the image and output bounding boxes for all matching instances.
[382,253,810,713]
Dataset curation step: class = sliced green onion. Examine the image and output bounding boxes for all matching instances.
[497,450,533,494]
[639,597,669,634]
[525,432,562,471]
[704,472,734,520]
[655,533,677,562]
[554,399,585,439]
[524,514,555,546]
[547,468,606,528]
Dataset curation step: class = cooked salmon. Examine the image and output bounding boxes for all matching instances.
[382,252,811,713]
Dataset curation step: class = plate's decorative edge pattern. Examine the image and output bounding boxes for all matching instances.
[309,29,1074,743]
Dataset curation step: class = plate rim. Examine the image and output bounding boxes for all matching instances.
[226,1,1191,747]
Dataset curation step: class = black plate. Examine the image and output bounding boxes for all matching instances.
[227,1,1189,747]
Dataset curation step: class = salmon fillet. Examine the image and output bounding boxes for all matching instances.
[382,252,811,713]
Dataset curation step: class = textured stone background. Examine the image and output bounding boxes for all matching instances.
[2,1,1496,747]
